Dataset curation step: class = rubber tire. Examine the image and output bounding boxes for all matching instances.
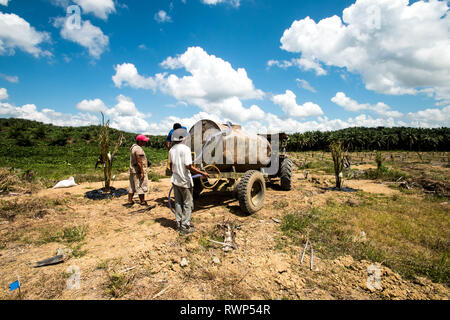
[237,170,266,214]
[280,158,293,191]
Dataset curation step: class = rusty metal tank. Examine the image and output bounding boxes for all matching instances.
[188,119,272,172]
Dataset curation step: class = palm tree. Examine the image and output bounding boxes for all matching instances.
[402,128,418,151]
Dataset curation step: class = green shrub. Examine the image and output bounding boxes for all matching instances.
[50,132,70,146]
[15,133,34,147]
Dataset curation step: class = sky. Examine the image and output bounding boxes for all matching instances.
[0,0,449,134]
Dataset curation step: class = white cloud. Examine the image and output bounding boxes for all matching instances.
[0,0,9,6]
[272,90,323,118]
[54,16,109,59]
[279,0,450,103]
[113,46,265,123]
[198,97,266,122]
[154,10,172,23]
[159,46,264,101]
[73,0,116,20]
[0,102,99,127]
[267,59,293,69]
[201,0,240,7]
[267,58,326,75]
[331,92,403,118]
[407,106,450,128]
[76,98,107,112]
[296,78,316,93]
[105,95,146,118]
[112,63,162,91]
[75,95,152,133]
[0,92,156,133]
[3,95,448,136]
[0,88,7,100]
[0,12,51,57]
[0,73,19,83]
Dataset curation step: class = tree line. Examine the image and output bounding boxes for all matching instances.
[0,118,167,149]
[1,118,449,152]
[286,127,450,152]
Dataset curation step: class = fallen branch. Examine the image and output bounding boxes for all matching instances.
[233,270,250,288]
[208,239,236,249]
[152,284,172,299]
[300,240,309,264]
[119,266,136,274]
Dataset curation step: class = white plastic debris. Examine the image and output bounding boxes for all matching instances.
[52,176,78,189]
[180,258,189,267]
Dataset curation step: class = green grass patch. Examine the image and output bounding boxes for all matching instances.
[71,242,88,258]
[147,171,164,182]
[272,200,289,210]
[37,225,88,245]
[0,119,168,186]
[0,197,67,221]
[198,228,224,249]
[280,192,449,283]
[105,272,134,298]
[360,165,409,181]
[298,160,334,174]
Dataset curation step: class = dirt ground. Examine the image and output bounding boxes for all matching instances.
[0,165,448,300]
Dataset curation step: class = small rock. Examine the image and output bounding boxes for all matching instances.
[56,248,73,259]
[359,231,367,241]
[212,257,221,264]
[180,258,188,267]
[353,231,367,242]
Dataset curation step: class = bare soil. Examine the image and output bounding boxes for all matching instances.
[0,165,448,300]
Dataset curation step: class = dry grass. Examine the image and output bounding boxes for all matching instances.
[0,168,42,194]
[0,197,66,221]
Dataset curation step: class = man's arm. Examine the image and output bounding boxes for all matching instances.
[186,164,209,177]
[166,131,172,150]
[137,155,145,179]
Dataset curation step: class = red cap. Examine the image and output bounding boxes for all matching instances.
[136,134,149,142]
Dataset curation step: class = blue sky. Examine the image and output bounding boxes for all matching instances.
[0,0,449,134]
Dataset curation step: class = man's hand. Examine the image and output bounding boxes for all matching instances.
[187,164,209,178]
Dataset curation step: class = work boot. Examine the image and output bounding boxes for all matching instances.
[179,226,195,235]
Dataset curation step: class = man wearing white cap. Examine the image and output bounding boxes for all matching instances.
[169,128,209,235]
[127,134,150,206]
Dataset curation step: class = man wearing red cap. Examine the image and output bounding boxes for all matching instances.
[127,134,150,205]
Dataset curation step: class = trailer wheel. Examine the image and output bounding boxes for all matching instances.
[280,158,293,191]
[237,170,266,214]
